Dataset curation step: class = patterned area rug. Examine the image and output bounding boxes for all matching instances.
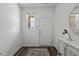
[25,48,50,56]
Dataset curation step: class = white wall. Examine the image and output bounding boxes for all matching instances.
[21,8,55,46]
[54,3,77,50]
[0,4,22,56]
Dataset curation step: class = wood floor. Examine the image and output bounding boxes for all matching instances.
[14,47,58,56]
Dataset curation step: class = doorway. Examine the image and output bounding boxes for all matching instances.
[39,17,53,46]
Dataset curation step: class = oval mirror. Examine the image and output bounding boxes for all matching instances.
[69,4,79,34]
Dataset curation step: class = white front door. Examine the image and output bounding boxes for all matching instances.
[39,17,53,46]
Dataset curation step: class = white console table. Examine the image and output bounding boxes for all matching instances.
[58,38,79,56]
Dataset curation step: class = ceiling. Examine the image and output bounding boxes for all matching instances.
[19,3,57,9]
